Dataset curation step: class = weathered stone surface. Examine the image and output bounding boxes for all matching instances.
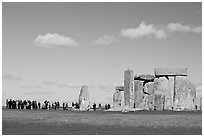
[154,91,165,110]
[113,90,122,107]
[79,85,90,111]
[121,91,125,107]
[134,80,143,108]
[169,76,175,108]
[110,90,124,111]
[145,82,154,95]
[144,82,154,110]
[153,77,172,110]
[115,86,124,91]
[174,76,196,111]
[134,74,155,81]
[200,98,202,110]
[124,69,134,108]
[154,68,187,76]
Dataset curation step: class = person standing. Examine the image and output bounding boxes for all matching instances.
[93,103,96,111]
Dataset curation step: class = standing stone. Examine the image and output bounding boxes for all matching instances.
[113,90,122,107]
[168,76,175,109]
[124,69,134,108]
[145,82,154,94]
[134,80,143,108]
[154,91,165,110]
[78,85,90,111]
[145,82,154,110]
[121,91,125,107]
[153,77,172,110]
[200,98,202,110]
[174,76,196,111]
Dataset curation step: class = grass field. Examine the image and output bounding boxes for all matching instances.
[2,108,202,135]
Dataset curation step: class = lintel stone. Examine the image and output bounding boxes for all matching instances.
[134,74,155,81]
[154,68,187,76]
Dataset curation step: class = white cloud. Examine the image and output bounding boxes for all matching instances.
[121,21,167,39]
[22,91,53,95]
[42,81,58,85]
[121,21,201,39]
[166,23,202,33]
[3,74,21,80]
[155,30,167,39]
[34,33,79,48]
[95,35,119,45]
[58,82,81,88]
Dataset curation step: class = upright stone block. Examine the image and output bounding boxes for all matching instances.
[134,80,143,108]
[121,91,125,107]
[113,90,122,107]
[174,76,196,111]
[168,76,175,109]
[200,98,202,110]
[153,77,172,110]
[124,69,134,108]
[154,91,165,110]
[145,82,154,95]
[145,82,154,110]
[79,85,90,111]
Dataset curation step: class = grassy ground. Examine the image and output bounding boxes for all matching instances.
[2,108,202,135]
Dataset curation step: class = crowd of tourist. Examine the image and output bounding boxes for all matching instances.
[5,99,111,111]
[6,99,40,110]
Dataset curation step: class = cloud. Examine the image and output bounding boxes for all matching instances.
[42,81,57,85]
[2,92,7,96]
[94,35,119,45]
[121,21,167,39]
[121,21,201,39]
[166,23,202,33]
[3,74,21,80]
[22,91,53,95]
[21,85,42,89]
[34,33,80,48]
[97,85,114,92]
[58,82,82,88]
[107,62,121,67]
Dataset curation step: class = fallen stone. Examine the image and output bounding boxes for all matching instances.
[154,68,187,76]
[78,85,90,111]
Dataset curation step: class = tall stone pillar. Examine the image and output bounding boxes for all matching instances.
[79,85,90,111]
[134,80,143,108]
[121,91,125,107]
[168,76,175,109]
[200,98,202,110]
[174,76,196,111]
[124,69,134,108]
[113,89,121,107]
[153,77,172,110]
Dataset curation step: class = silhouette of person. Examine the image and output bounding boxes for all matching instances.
[93,103,96,111]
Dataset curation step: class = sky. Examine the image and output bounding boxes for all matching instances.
[2,2,202,105]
